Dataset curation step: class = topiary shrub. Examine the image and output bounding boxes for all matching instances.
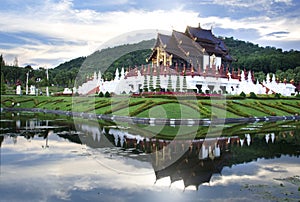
[98,92,104,97]
[249,92,257,99]
[104,91,111,97]
[274,93,281,99]
[240,91,246,98]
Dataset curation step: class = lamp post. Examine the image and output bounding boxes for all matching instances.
[26,71,30,95]
[46,67,49,96]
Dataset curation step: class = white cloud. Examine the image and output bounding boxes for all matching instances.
[201,15,300,47]
[211,0,293,9]
[0,0,299,68]
[0,1,201,67]
[274,0,293,4]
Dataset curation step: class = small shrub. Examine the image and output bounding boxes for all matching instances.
[240,91,246,98]
[274,93,281,99]
[104,91,111,98]
[249,92,257,99]
[98,92,104,97]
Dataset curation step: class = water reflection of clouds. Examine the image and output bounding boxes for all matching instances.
[263,166,288,173]
[210,157,300,189]
[1,137,300,201]
[1,135,160,200]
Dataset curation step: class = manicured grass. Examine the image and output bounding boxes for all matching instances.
[1,95,299,119]
[136,103,201,119]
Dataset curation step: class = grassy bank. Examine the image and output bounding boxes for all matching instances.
[1,95,299,119]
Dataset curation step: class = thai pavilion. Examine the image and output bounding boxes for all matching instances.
[78,24,296,96]
[147,24,233,70]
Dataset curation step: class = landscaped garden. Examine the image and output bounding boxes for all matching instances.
[1,94,299,119]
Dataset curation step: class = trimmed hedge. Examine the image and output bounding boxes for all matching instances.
[129,100,155,116]
[232,100,276,116]
[260,102,298,114]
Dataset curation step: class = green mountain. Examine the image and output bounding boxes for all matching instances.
[50,39,154,85]
[224,37,300,72]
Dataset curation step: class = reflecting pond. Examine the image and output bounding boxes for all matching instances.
[0,112,300,202]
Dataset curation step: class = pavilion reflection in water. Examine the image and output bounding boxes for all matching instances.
[106,129,238,189]
[63,122,300,190]
[1,115,299,190]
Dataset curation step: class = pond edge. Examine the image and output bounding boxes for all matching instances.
[1,107,299,126]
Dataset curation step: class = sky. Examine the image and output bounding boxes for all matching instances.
[0,0,300,68]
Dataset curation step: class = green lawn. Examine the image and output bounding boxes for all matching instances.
[1,95,299,119]
[136,103,201,119]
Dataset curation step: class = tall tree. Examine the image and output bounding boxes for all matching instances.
[0,54,5,68]
[13,56,18,67]
[0,72,6,95]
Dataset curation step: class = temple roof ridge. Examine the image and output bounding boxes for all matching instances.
[185,25,217,44]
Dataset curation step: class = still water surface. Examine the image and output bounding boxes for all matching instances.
[0,112,299,202]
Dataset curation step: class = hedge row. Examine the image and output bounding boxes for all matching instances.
[129,100,147,107]
[212,102,251,117]
[227,101,252,117]
[254,101,277,116]
[104,100,130,114]
[129,100,155,117]
[82,100,113,112]
[200,101,244,117]
[181,100,214,118]
[36,100,51,107]
[260,102,298,115]
[198,102,214,118]
[104,100,149,115]
[283,102,300,109]
[232,101,276,116]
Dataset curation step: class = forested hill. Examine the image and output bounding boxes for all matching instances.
[51,39,154,84]
[1,37,300,88]
[224,37,300,72]
[55,56,86,71]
